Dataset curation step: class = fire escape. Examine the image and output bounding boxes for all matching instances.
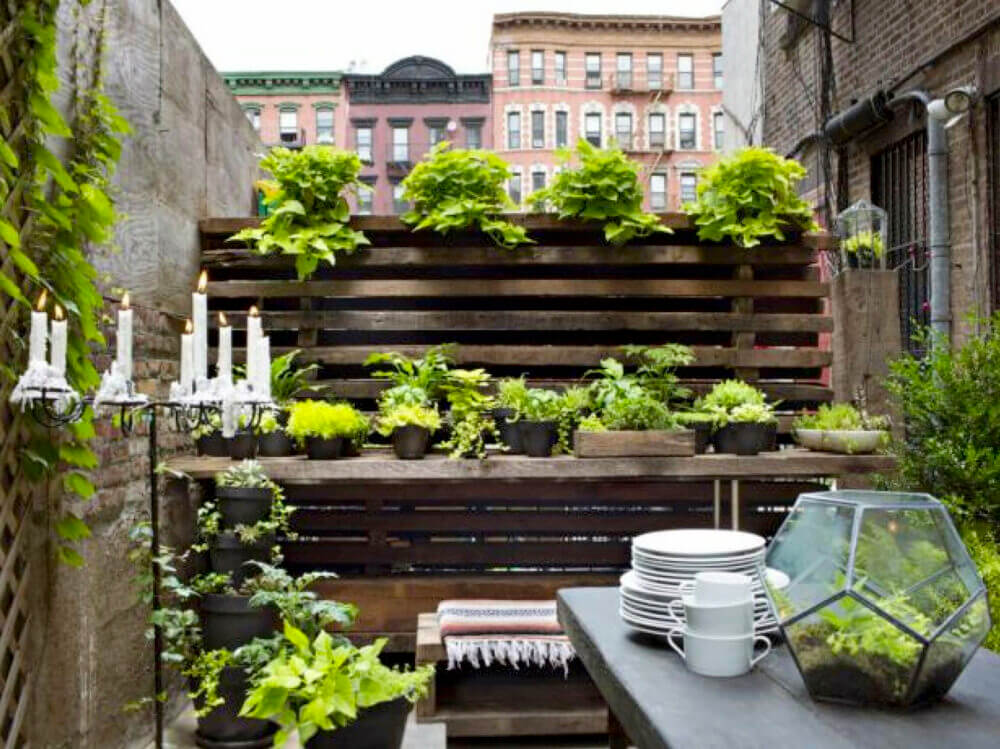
[607,71,674,177]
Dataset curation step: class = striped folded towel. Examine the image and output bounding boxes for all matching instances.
[436,599,575,674]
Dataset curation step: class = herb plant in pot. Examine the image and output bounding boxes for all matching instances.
[793,402,889,454]
[494,377,528,453]
[255,411,293,457]
[229,413,259,461]
[287,400,369,460]
[376,402,442,459]
[516,388,563,457]
[240,624,434,749]
[842,230,885,270]
[193,413,228,457]
[440,368,498,459]
[712,402,777,456]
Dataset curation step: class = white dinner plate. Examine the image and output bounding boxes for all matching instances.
[632,529,765,558]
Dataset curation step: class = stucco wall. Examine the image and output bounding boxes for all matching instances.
[27,2,260,747]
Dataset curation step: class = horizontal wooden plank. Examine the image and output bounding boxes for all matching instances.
[226,344,832,369]
[202,245,820,269]
[427,707,607,738]
[284,540,634,566]
[573,430,695,458]
[170,449,895,481]
[206,278,829,299]
[210,310,834,333]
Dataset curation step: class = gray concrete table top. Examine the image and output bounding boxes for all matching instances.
[558,587,1000,749]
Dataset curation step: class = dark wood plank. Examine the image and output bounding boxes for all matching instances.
[573,430,695,458]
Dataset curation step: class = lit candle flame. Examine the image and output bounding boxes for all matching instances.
[36,290,47,311]
[184,319,193,334]
[121,291,130,310]
[53,305,64,321]
[197,270,208,293]
[219,311,228,326]
[249,305,259,317]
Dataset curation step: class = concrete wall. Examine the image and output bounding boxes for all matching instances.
[27,2,260,747]
[720,0,764,151]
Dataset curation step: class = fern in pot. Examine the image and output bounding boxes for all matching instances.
[376,402,442,460]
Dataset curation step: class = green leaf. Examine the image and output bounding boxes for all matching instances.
[56,513,92,541]
[57,545,85,567]
[0,218,20,248]
[60,443,98,468]
[64,472,96,499]
[0,272,27,304]
[0,139,17,168]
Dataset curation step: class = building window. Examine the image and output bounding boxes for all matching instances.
[585,112,602,147]
[507,50,520,87]
[713,112,724,150]
[358,183,374,215]
[427,121,447,147]
[466,123,482,149]
[315,107,334,144]
[244,107,261,132]
[356,126,372,163]
[680,172,697,203]
[531,50,544,85]
[713,53,723,90]
[508,172,522,205]
[555,111,568,148]
[392,126,409,162]
[647,54,663,91]
[616,53,633,90]
[585,53,602,89]
[615,112,633,149]
[507,111,521,150]
[279,108,298,143]
[649,113,665,149]
[679,113,696,150]
[531,170,546,193]
[555,51,567,85]
[650,173,666,211]
[531,110,545,149]
[392,182,407,214]
[677,53,694,90]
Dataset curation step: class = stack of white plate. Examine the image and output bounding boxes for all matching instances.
[619,529,788,636]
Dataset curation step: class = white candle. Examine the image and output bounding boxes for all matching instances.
[245,306,261,386]
[192,271,208,382]
[50,305,67,377]
[180,319,194,395]
[117,292,133,381]
[217,312,232,386]
[257,336,271,399]
[29,291,48,364]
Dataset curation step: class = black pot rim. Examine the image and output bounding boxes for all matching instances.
[201,593,258,613]
[216,486,272,500]
[212,532,275,551]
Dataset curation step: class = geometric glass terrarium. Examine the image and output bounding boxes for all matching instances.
[765,490,990,707]
[836,199,887,270]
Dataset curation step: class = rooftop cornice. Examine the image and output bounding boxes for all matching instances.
[491,11,721,32]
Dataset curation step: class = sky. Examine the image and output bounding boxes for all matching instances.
[171,0,725,75]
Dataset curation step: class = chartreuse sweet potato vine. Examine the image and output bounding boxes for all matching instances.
[0,1,130,565]
[231,146,371,280]
[528,139,671,245]
[400,142,531,249]
[684,147,819,248]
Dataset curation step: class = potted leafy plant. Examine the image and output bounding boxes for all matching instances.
[676,411,715,454]
[515,388,563,457]
[229,412,259,461]
[214,460,278,528]
[256,411,294,457]
[270,349,321,408]
[685,147,819,247]
[193,413,227,457]
[240,624,433,749]
[376,402,442,459]
[842,230,885,269]
[793,402,889,454]
[439,368,497,459]
[365,344,456,407]
[494,377,528,453]
[286,400,369,460]
[573,390,693,457]
[712,402,777,456]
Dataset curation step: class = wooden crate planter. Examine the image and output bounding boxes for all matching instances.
[573,429,696,457]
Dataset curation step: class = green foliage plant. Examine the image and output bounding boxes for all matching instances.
[243,562,356,638]
[496,376,529,412]
[441,411,497,460]
[366,344,456,405]
[270,349,321,405]
[215,459,275,490]
[700,379,766,411]
[240,623,434,746]
[375,403,442,437]
[286,401,369,444]
[400,143,531,249]
[622,343,694,404]
[517,388,564,423]
[601,392,680,431]
[842,230,885,260]
[527,139,672,245]
[794,402,889,432]
[577,414,607,432]
[230,146,370,280]
[256,411,281,436]
[685,147,819,248]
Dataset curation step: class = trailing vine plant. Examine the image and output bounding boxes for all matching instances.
[400,142,531,249]
[0,0,130,565]
[527,139,671,245]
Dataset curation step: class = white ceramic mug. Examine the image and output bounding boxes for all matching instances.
[667,596,766,637]
[666,627,771,678]
[678,571,754,605]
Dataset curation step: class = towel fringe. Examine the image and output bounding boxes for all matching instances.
[445,637,576,676]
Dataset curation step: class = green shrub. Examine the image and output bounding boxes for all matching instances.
[961,523,1000,651]
[528,139,671,245]
[230,146,370,279]
[400,143,530,249]
[685,147,818,248]
[286,400,368,443]
[376,403,442,437]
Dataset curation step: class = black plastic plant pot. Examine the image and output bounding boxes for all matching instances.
[209,533,275,588]
[257,432,293,457]
[691,422,712,455]
[519,420,558,458]
[341,440,361,458]
[392,425,430,460]
[197,431,229,458]
[765,421,778,451]
[193,666,276,749]
[494,408,523,453]
[713,422,771,456]
[216,487,272,529]
[304,697,411,749]
[228,433,258,461]
[200,594,278,651]
[305,436,344,460]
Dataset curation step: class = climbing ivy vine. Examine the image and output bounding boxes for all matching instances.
[0,1,129,565]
